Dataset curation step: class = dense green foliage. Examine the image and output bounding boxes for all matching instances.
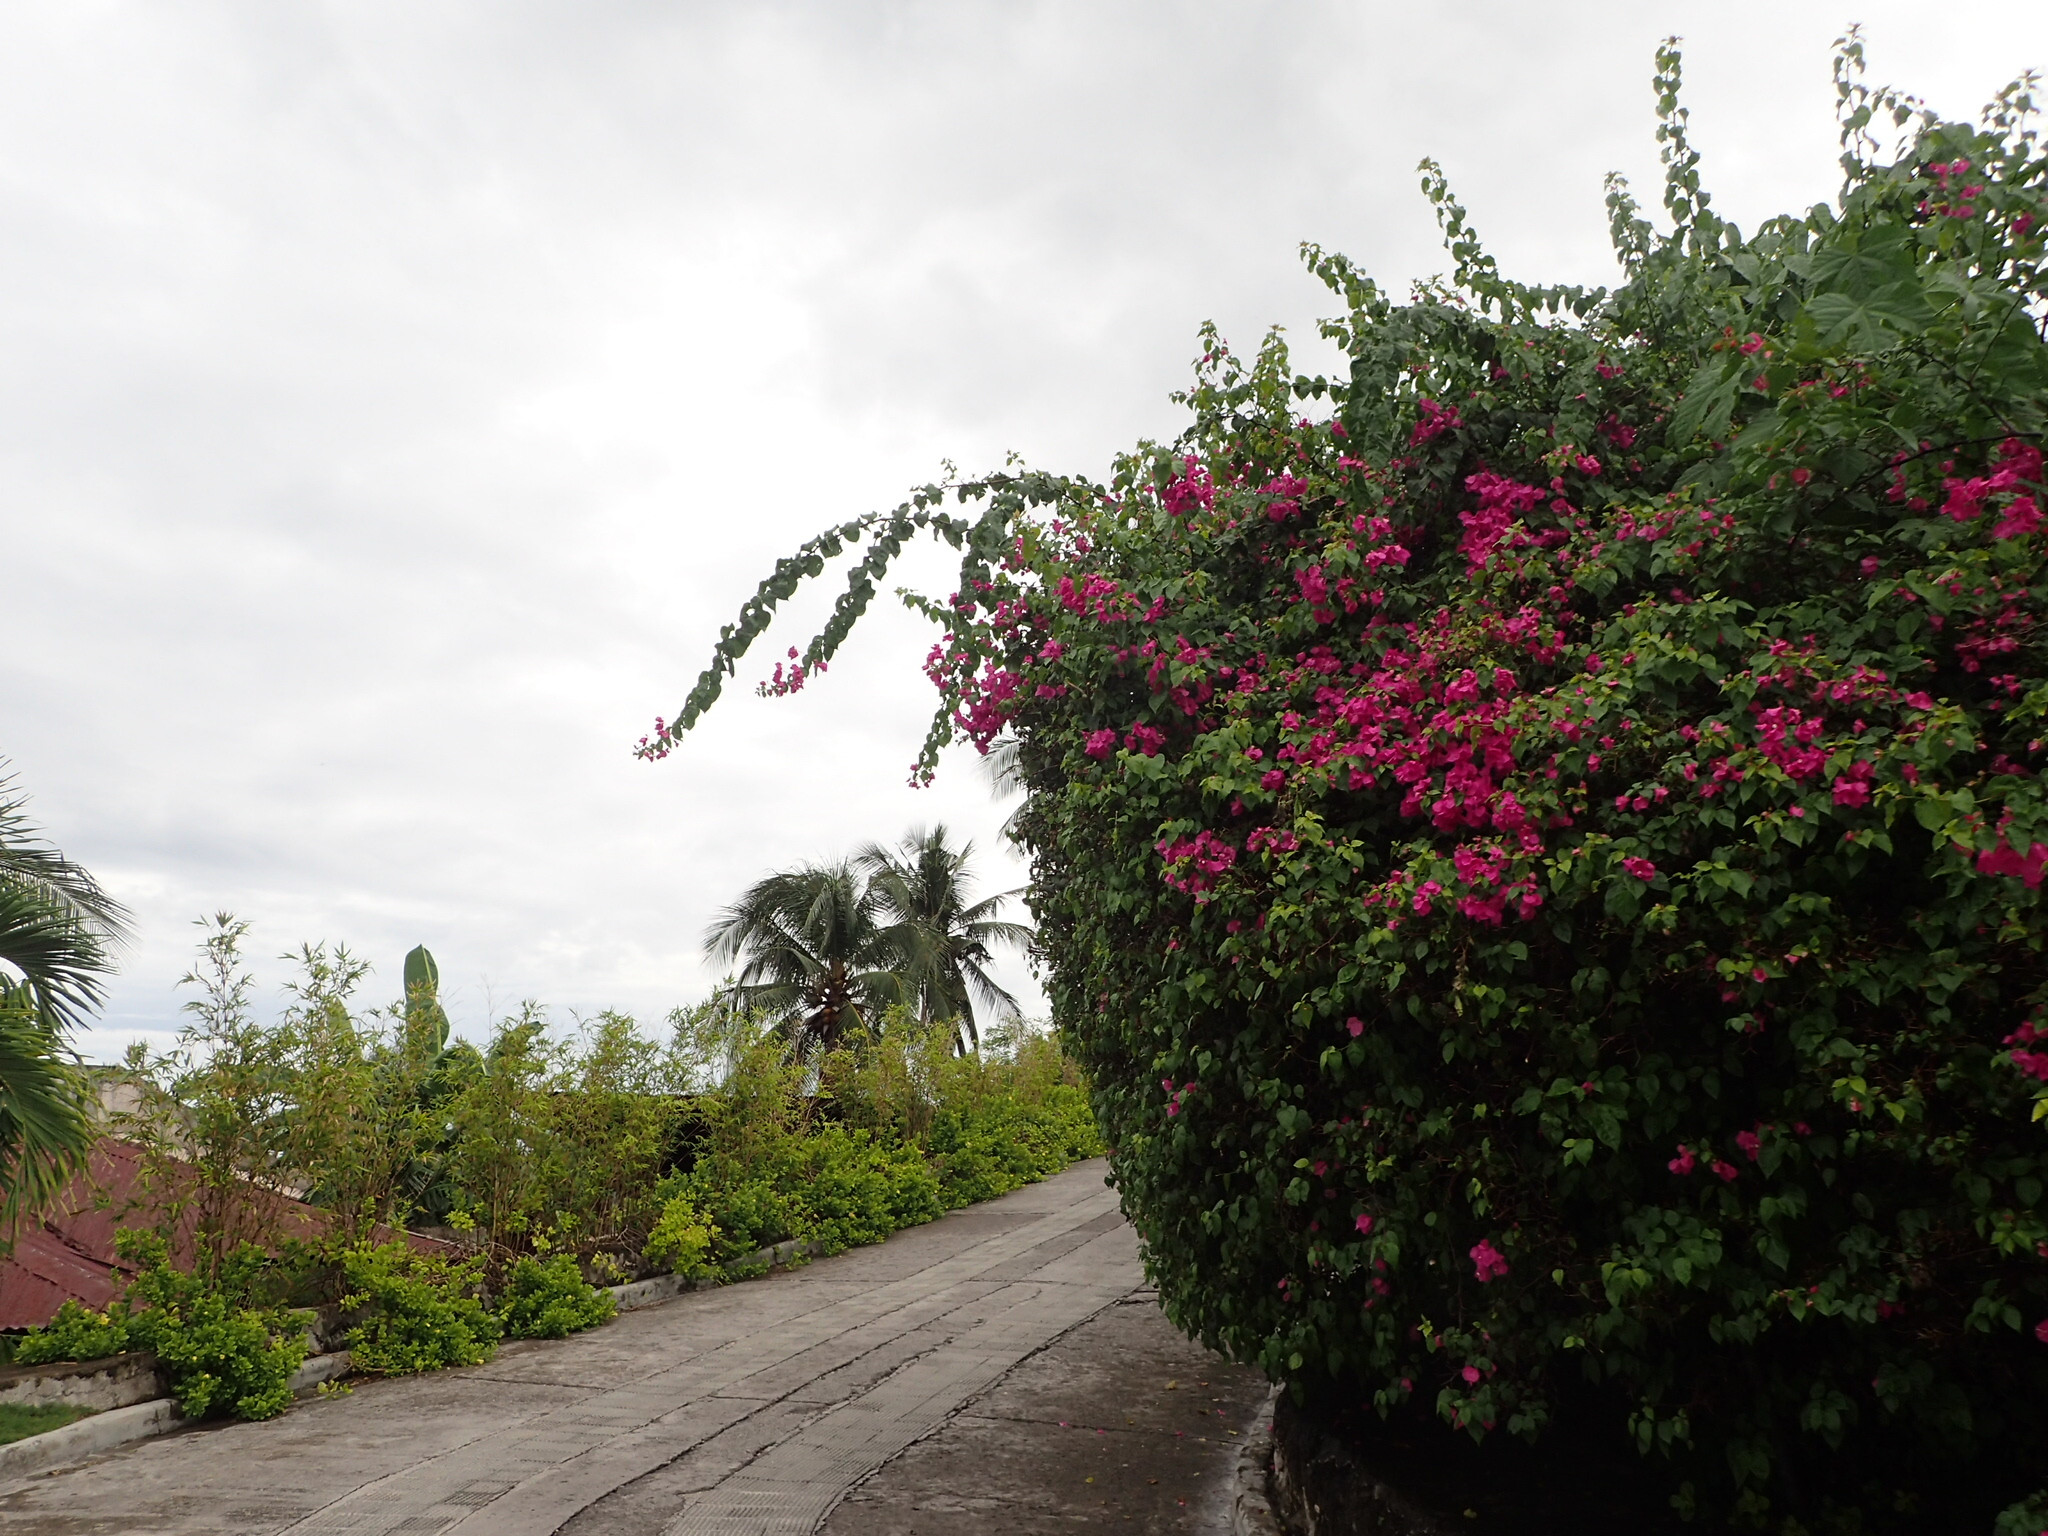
[496,1253,617,1340]
[339,1240,501,1375]
[17,1233,307,1420]
[650,41,2048,1532]
[13,1299,134,1367]
[660,1008,1098,1262]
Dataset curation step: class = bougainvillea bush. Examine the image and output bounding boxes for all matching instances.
[645,42,2048,1532]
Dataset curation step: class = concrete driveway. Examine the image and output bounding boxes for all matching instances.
[0,1160,1266,1535]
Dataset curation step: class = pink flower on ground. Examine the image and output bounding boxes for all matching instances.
[1470,1240,1509,1283]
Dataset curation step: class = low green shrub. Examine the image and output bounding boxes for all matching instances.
[122,1235,306,1421]
[14,1238,308,1421]
[930,1086,1103,1208]
[9,1236,307,1417]
[682,1170,801,1263]
[643,1193,717,1278]
[495,1254,616,1340]
[340,1241,499,1375]
[13,1300,132,1367]
[798,1125,943,1252]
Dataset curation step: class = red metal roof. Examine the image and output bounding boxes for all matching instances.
[0,1138,443,1330]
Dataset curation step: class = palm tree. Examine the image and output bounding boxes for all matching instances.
[859,825,1032,1052]
[0,771,130,1232]
[981,736,1028,846]
[704,861,912,1056]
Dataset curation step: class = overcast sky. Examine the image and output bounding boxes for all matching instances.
[6,2,2043,1060]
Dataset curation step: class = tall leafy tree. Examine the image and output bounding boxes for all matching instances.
[704,860,911,1056]
[859,825,1031,1051]
[0,771,130,1232]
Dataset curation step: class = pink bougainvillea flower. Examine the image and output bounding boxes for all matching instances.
[1976,837,2048,889]
[2036,1317,2048,1343]
[1668,1145,1697,1175]
[1469,1240,1509,1282]
[1083,729,1117,760]
[1347,1016,1365,1037]
[1620,856,1657,880]
[1461,1366,1482,1384]
[1993,494,2043,540]
[1832,761,1875,808]
[1736,1130,1761,1161]
[1260,769,1286,792]
[1409,397,1465,446]
[1354,1213,1375,1236]
[1712,1160,1739,1183]
[2015,1052,2048,1081]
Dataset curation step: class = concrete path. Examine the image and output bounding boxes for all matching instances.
[820,1290,1270,1534]
[0,1161,1265,1535]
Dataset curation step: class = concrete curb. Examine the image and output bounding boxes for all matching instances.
[0,1397,181,1481]
[1233,1385,1285,1536]
[605,1238,823,1313]
[0,1351,161,1413]
[288,1351,352,1393]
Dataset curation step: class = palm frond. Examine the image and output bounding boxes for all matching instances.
[0,774,121,1236]
[0,986,92,1231]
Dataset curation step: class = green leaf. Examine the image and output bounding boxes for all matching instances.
[1803,281,1936,351]
[1670,356,1739,445]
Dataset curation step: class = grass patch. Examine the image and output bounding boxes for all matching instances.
[0,1401,95,1444]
